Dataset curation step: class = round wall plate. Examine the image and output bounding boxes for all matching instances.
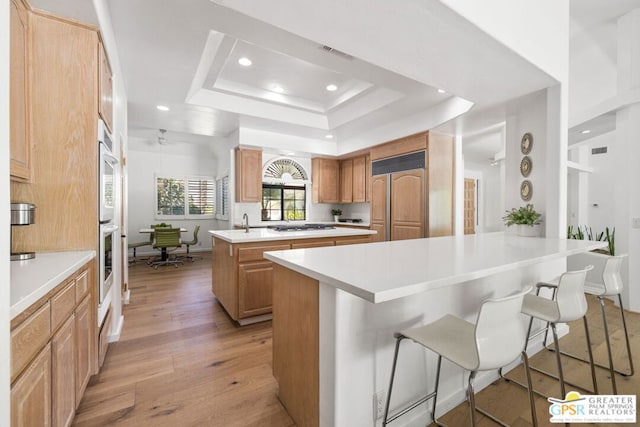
[520,156,532,177]
[521,132,533,155]
[520,180,532,201]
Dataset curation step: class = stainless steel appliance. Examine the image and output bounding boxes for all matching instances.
[98,222,118,324]
[10,203,36,261]
[98,119,118,223]
[370,151,426,241]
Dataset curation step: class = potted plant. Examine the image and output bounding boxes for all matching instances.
[502,204,542,237]
[331,208,342,222]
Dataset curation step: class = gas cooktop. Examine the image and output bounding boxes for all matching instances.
[267,223,335,232]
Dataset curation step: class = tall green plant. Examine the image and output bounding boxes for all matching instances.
[606,227,615,256]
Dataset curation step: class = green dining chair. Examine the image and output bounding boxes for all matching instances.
[180,225,202,261]
[150,228,183,269]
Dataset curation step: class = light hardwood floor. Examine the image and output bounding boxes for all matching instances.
[73,256,639,426]
[72,253,293,426]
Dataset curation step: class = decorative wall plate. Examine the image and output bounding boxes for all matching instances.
[521,132,533,155]
[520,180,532,201]
[520,156,532,177]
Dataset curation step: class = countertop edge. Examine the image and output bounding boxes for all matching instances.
[11,251,96,320]
[209,228,376,243]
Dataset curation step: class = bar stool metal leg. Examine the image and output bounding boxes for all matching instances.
[617,294,635,376]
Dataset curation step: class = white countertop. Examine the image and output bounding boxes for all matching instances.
[11,251,96,319]
[263,232,607,303]
[209,227,376,243]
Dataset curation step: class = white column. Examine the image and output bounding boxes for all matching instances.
[614,9,640,311]
[454,134,464,235]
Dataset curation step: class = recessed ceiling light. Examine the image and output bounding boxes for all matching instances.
[581,129,591,134]
[326,84,338,92]
[238,57,252,67]
[272,85,285,93]
[325,134,334,139]
[437,88,446,94]
[156,105,170,111]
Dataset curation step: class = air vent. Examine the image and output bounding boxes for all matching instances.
[319,45,354,60]
[592,147,608,155]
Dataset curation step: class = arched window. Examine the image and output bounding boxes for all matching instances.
[262,158,309,221]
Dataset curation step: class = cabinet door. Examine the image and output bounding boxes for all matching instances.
[352,156,366,203]
[311,158,339,203]
[235,148,262,202]
[11,344,52,427]
[238,261,274,318]
[99,44,113,133]
[370,175,387,242]
[10,0,31,182]
[390,170,425,241]
[52,315,76,427]
[75,295,92,407]
[340,159,353,203]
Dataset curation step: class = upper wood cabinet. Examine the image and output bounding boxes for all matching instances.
[10,0,32,182]
[235,148,263,202]
[98,42,113,133]
[352,156,367,203]
[311,158,339,204]
[339,159,353,203]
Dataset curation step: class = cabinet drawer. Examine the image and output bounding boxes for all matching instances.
[51,280,76,332]
[11,301,51,382]
[290,241,335,249]
[75,269,89,301]
[237,244,290,263]
[335,236,371,246]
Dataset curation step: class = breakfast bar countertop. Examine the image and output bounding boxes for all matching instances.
[209,226,376,244]
[10,250,96,319]
[263,232,607,303]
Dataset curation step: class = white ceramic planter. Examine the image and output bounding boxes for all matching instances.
[517,224,540,237]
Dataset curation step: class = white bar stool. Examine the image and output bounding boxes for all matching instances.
[544,256,633,394]
[520,266,598,399]
[383,286,537,427]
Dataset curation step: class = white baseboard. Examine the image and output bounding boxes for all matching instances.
[108,314,124,343]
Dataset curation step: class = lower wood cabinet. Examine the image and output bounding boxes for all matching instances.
[11,343,52,427]
[52,315,75,427]
[11,261,95,427]
[213,234,372,323]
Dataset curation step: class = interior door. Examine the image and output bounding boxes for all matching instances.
[369,175,387,242]
[390,169,425,241]
[464,178,476,234]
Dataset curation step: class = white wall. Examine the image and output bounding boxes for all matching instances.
[127,144,220,252]
[505,90,550,235]
[1,0,11,422]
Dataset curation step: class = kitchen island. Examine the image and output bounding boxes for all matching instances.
[263,232,606,427]
[209,226,375,324]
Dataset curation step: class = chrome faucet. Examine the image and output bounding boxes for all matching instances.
[242,213,249,233]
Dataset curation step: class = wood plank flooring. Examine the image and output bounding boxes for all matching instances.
[74,256,640,426]
[72,254,294,426]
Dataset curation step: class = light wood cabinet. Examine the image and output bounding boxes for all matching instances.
[98,42,113,133]
[311,158,340,203]
[11,261,95,427]
[390,170,425,240]
[52,315,75,427]
[339,159,353,203]
[352,156,366,203]
[235,148,263,202]
[11,344,52,427]
[238,261,275,318]
[9,0,31,182]
[370,175,387,243]
[75,296,91,407]
[213,234,372,323]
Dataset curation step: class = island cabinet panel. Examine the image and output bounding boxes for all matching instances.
[311,158,340,203]
[11,344,52,427]
[75,295,91,407]
[272,265,319,427]
[238,261,275,318]
[52,315,76,427]
[235,148,263,202]
[290,240,335,249]
[212,239,239,320]
[10,0,31,182]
